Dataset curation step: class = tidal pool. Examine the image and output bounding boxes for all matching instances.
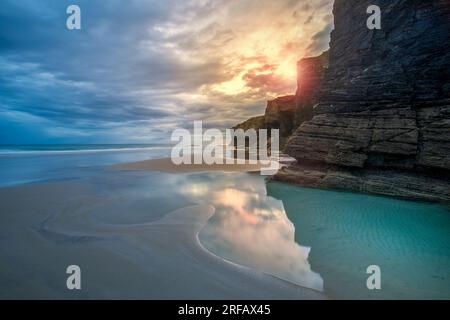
[194,174,450,299]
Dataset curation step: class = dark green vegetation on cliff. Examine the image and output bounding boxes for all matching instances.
[237,0,450,202]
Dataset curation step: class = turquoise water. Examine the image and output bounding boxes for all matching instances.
[0,147,449,299]
[266,181,450,299]
[193,174,450,299]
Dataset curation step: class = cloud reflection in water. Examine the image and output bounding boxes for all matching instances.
[180,173,323,291]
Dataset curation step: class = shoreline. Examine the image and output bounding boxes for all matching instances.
[112,157,267,173]
[0,179,325,299]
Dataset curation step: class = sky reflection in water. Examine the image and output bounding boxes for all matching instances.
[177,173,324,291]
[2,147,447,298]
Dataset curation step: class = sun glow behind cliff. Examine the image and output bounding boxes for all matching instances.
[152,0,334,101]
[0,0,334,144]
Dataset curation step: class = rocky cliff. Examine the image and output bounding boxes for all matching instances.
[234,51,328,149]
[274,0,450,202]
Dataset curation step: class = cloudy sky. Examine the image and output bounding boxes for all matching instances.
[0,0,333,144]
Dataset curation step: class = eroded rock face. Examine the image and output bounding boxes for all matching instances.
[233,115,266,132]
[234,96,297,149]
[234,53,329,148]
[264,95,297,137]
[293,51,329,137]
[296,51,329,101]
[276,0,450,202]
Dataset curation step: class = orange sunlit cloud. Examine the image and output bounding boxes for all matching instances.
[150,0,334,121]
[1,0,335,143]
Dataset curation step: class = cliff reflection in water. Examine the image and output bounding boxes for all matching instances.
[180,173,323,291]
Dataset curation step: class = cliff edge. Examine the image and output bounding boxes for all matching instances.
[234,51,329,149]
[274,0,450,202]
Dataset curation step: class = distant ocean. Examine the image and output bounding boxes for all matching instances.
[0,144,172,156]
[0,144,172,187]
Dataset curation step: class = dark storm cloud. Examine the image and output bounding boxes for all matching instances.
[0,0,223,142]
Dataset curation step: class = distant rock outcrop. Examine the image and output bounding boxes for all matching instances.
[264,95,297,138]
[234,51,329,149]
[274,0,450,202]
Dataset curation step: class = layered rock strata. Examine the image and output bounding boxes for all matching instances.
[274,0,450,202]
[234,52,329,149]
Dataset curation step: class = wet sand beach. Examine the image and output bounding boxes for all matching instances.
[0,176,324,299]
